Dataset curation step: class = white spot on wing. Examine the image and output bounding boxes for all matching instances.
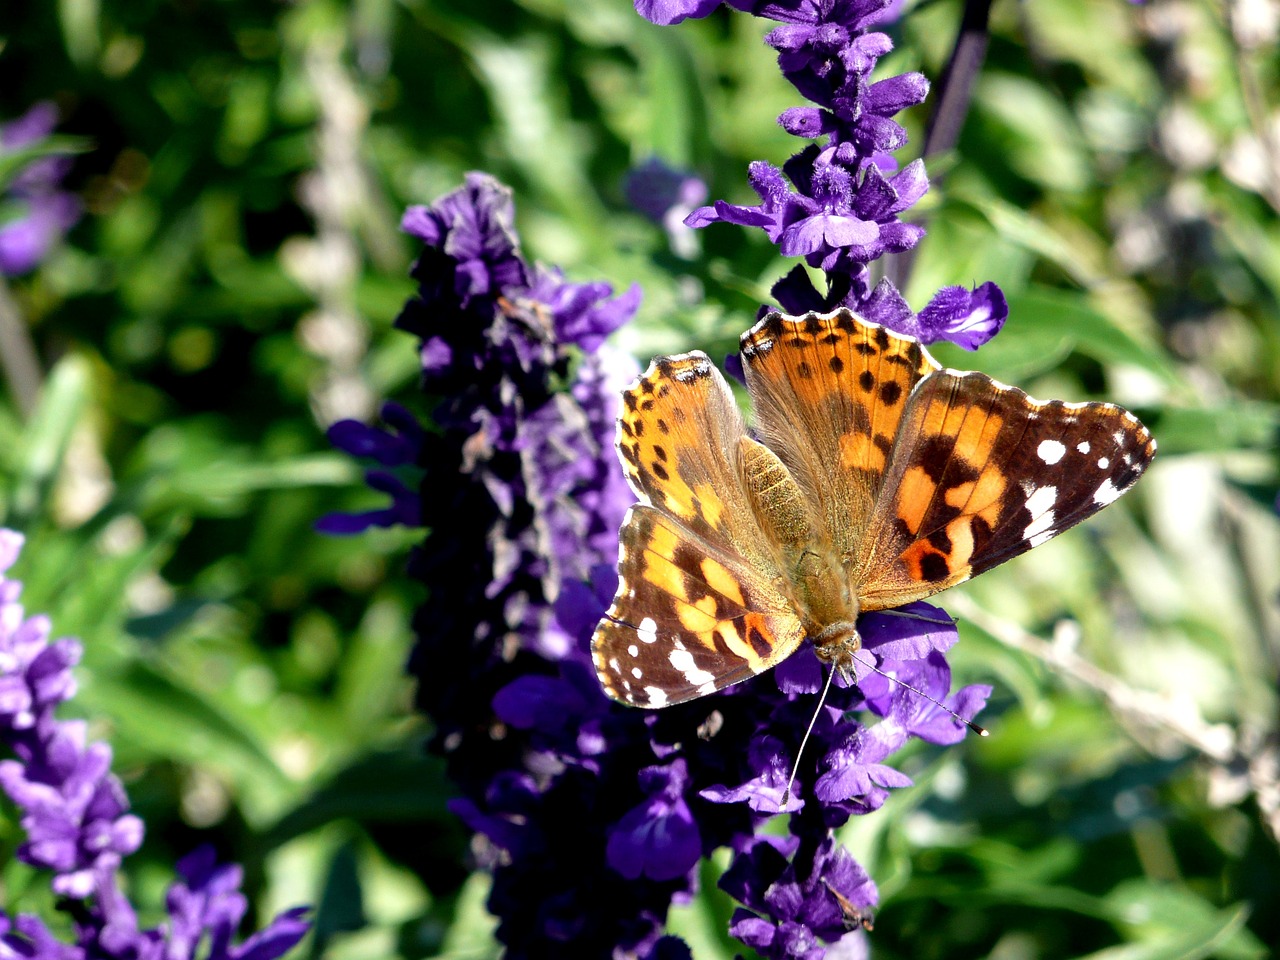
[1023,486,1058,545]
[1037,439,1066,465]
[638,617,658,644]
[644,686,668,707]
[631,666,642,679]
[670,648,716,688]
[1098,457,1110,469]
[1076,441,1091,454]
[628,644,639,657]
[1094,478,1122,505]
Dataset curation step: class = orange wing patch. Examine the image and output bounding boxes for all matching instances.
[616,352,773,574]
[854,370,1156,610]
[591,506,805,707]
[740,312,940,560]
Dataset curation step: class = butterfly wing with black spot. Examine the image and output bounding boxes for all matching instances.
[853,369,1157,610]
[739,311,941,562]
[592,352,807,707]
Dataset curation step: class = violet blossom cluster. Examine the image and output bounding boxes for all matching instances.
[647,0,1008,350]
[0,103,80,276]
[324,164,989,958]
[0,530,310,960]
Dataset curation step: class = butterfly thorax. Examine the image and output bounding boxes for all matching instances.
[738,436,860,647]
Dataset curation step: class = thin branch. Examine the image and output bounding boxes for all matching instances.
[947,593,1280,843]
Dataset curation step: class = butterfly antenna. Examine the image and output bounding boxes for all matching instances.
[859,656,988,737]
[781,661,839,808]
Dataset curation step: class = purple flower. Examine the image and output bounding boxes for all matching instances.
[723,833,876,959]
[634,0,730,26]
[0,530,310,960]
[316,404,423,534]
[606,759,702,881]
[0,103,80,276]
[913,282,1009,349]
[327,173,990,958]
[624,158,708,258]
[678,0,1010,348]
[399,172,527,311]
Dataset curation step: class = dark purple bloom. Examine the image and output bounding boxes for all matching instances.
[316,404,424,534]
[624,158,708,258]
[0,103,80,276]
[0,913,82,960]
[676,0,1011,348]
[0,530,310,960]
[700,735,804,813]
[524,264,641,353]
[634,0,730,26]
[914,281,1009,349]
[606,759,702,881]
[723,833,876,959]
[399,173,527,311]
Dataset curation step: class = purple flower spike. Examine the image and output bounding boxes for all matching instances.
[325,162,991,957]
[0,103,80,276]
[677,1,1010,354]
[0,530,310,959]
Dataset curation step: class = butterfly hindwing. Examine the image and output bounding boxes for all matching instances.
[740,312,940,560]
[853,369,1157,610]
[591,505,806,707]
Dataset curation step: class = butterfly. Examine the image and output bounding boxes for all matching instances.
[591,309,1156,708]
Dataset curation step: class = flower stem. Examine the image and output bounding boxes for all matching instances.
[0,275,43,418]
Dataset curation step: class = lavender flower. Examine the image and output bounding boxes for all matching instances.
[624,157,708,259]
[326,171,990,958]
[0,530,310,960]
[0,103,80,276]
[660,0,1009,348]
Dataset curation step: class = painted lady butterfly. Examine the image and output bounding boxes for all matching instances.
[591,310,1155,708]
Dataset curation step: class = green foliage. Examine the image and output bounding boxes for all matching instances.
[1,0,1278,957]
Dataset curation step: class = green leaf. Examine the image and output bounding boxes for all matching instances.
[5,353,92,526]
[974,72,1094,193]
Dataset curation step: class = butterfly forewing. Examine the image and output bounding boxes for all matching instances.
[853,369,1157,610]
[594,353,807,707]
[740,312,940,562]
[616,351,778,574]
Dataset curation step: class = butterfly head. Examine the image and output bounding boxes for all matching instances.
[811,619,862,684]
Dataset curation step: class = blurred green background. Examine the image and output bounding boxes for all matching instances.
[1,0,1278,957]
